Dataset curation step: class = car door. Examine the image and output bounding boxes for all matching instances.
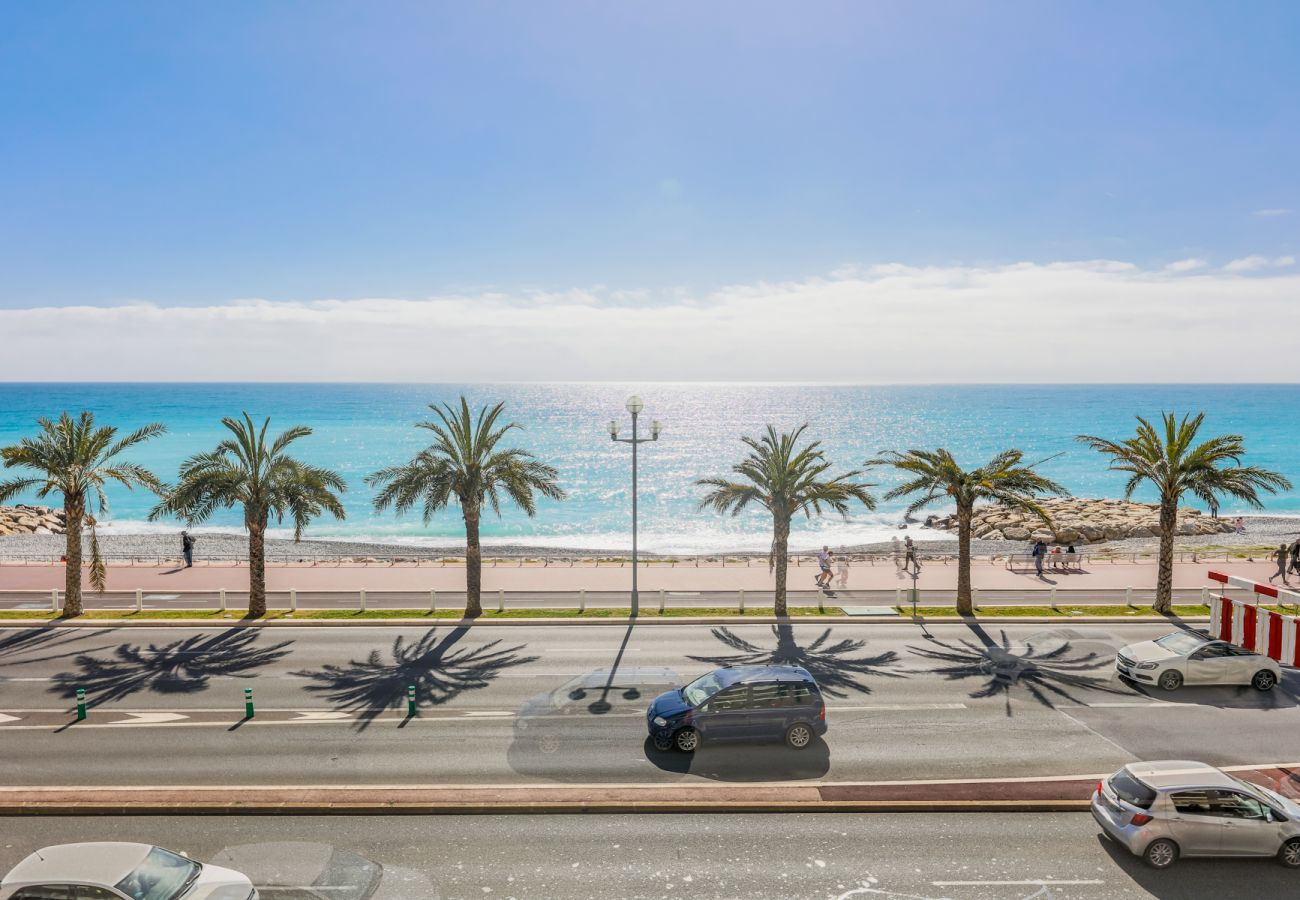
[1187,642,1235,685]
[1213,790,1285,856]
[1166,789,1229,854]
[746,682,789,740]
[699,685,751,741]
[1224,646,1264,684]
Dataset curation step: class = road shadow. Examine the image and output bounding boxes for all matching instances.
[50,629,293,706]
[907,622,1123,715]
[1122,668,1300,711]
[1096,833,1298,898]
[295,626,537,730]
[642,735,831,781]
[687,624,902,698]
[0,626,115,666]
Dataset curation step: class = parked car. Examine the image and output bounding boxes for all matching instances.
[645,664,826,753]
[1116,630,1281,691]
[1092,760,1300,869]
[1,842,256,900]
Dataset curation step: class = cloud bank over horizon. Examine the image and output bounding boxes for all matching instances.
[3,259,1298,383]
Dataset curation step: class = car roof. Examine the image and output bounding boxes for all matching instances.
[717,665,818,686]
[3,843,153,888]
[1124,760,1241,790]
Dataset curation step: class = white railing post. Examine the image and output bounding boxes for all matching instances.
[135,589,143,612]
[1201,585,1209,605]
[1125,586,1134,608]
[738,588,745,614]
[289,589,297,612]
[498,589,505,613]
[972,587,979,610]
[578,589,585,613]
[1050,585,1057,611]
[219,589,227,613]
[51,588,59,613]
[429,590,437,613]
[895,587,902,606]
[659,589,665,613]
[359,589,366,612]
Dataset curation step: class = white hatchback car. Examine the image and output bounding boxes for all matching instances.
[0,843,255,900]
[1116,630,1282,692]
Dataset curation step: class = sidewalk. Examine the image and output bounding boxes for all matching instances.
[3,763,1295,814]
[0,560,1276,593]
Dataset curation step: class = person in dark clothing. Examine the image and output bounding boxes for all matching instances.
[1031,540,1047,577]
[181,530,195,568]
[1268,543,1289,585]
[1289,539,1300,577]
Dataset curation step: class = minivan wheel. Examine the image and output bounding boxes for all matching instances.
[1143,838,1178,869]
[1252,670,1277,691]
[785,723,814,750]
[673,728,700,753]
[1157,670,1183,691]
[1280,838,1300,868]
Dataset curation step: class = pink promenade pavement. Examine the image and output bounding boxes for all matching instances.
[0,558,1278,594]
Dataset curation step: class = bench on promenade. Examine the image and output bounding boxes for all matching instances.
[1005,552,1083,573]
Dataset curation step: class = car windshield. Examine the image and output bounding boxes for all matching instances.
[1154,632,1209,655]
[114,847,201,900]
[1230,774,1283,805]
[682,671,728,706]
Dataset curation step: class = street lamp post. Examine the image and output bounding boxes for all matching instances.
[608,395,660,614]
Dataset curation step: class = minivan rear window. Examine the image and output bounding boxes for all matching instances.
[1110,770,1157,809]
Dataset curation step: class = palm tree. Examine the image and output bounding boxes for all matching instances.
[1,412,167,616]
[149,413,346,616]
[697,425,875,616]
[1079,412,1290,613]
[869,448,1066,616]
[367,397,566,618]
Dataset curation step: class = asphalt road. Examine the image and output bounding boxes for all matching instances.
[2,813,1295,898]
[1,621,1297,788]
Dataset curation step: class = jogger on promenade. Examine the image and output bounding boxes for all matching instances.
[903,536,919,575]
[815,545,832,588]
[1269,543,1289,585]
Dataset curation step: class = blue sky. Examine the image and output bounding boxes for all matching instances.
[1,2,1298,382]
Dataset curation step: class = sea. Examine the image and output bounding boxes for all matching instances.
[1,384,1297,554]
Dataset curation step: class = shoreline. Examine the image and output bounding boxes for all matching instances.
[2,514,1299,562]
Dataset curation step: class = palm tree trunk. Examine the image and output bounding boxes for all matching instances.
[955,503,973,617]
[1154,495,1177,614]
[63,495,84,617]
[248,520,267,617]
[772,516,790,617]
[465,506,483,618]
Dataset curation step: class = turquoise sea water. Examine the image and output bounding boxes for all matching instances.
[0,384,1297,553]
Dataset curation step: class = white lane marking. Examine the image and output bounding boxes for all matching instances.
[0,713,20,723]
[932,880,1104,887]
[143,594,181,600]
[832,703,967,711]
[107,712,190,725]
[292,711,351,721]
[1069,701,1169,708]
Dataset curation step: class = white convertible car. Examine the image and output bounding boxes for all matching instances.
[1116,630,1282,692]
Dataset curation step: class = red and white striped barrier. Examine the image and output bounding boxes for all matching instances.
[1206,571,1300,667]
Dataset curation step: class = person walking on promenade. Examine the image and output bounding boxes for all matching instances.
[836,550,850,589]
[1031,539,1046,577]
[815,545,833,588]
[1208,498,1219,520]
[903,535,919,574]
[1289,538,1300,578]
[1268,543,1290,585]
[181,530,195,568]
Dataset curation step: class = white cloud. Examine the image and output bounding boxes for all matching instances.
[1254,208,1293,217]
[2,260,1298,382]
[1164,258,1207,272]
[1223,255,1294,272]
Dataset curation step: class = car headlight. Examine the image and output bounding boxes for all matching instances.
[652,716,668,727]
[1135,662,1159,670]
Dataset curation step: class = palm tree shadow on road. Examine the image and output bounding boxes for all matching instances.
[688,624,902,698]
[906,621,1122,716]
[294,626,537,730]
[50,629,294,707]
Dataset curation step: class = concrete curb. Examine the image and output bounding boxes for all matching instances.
[0,615,1212,628]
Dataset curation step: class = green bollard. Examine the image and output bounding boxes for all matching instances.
[76,688,86,721]
[244,687,254,719]
[407,685,417,717]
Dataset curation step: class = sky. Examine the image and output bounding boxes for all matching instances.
[1,1,1297,381]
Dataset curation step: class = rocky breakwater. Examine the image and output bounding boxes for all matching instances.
[0,505,67,536]
[925,498,1236,545]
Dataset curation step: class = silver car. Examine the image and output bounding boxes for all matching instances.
[1092,760,1300,868]
[1115,630,1282,692]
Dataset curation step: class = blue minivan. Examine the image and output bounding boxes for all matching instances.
[645,664,827,753]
